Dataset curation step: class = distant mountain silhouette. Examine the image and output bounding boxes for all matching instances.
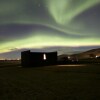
[58,48,100,60]
[72,48,100,59]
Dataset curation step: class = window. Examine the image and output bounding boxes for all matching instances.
[43,54,46,60]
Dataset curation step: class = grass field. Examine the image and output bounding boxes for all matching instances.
[0,61,100,100]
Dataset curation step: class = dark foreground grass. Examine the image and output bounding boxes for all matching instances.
[0,63,100,100]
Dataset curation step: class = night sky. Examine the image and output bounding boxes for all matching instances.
[0,0,100,59]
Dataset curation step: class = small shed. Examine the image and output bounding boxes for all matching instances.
[21,50,57,67]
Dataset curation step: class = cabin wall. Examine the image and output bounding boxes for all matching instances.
[21,51,57,67]
[21,51,31,67]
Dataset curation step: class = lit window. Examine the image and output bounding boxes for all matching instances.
[43,54,46,60]
[96,55,98,58]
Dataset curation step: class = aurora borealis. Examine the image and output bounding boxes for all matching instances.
[0,0,100,58]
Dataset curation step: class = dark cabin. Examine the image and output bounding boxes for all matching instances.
[21,50,57,67]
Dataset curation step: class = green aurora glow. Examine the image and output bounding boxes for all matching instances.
[0,0,100,53]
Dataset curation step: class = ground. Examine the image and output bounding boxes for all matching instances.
[0,61,100,100]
